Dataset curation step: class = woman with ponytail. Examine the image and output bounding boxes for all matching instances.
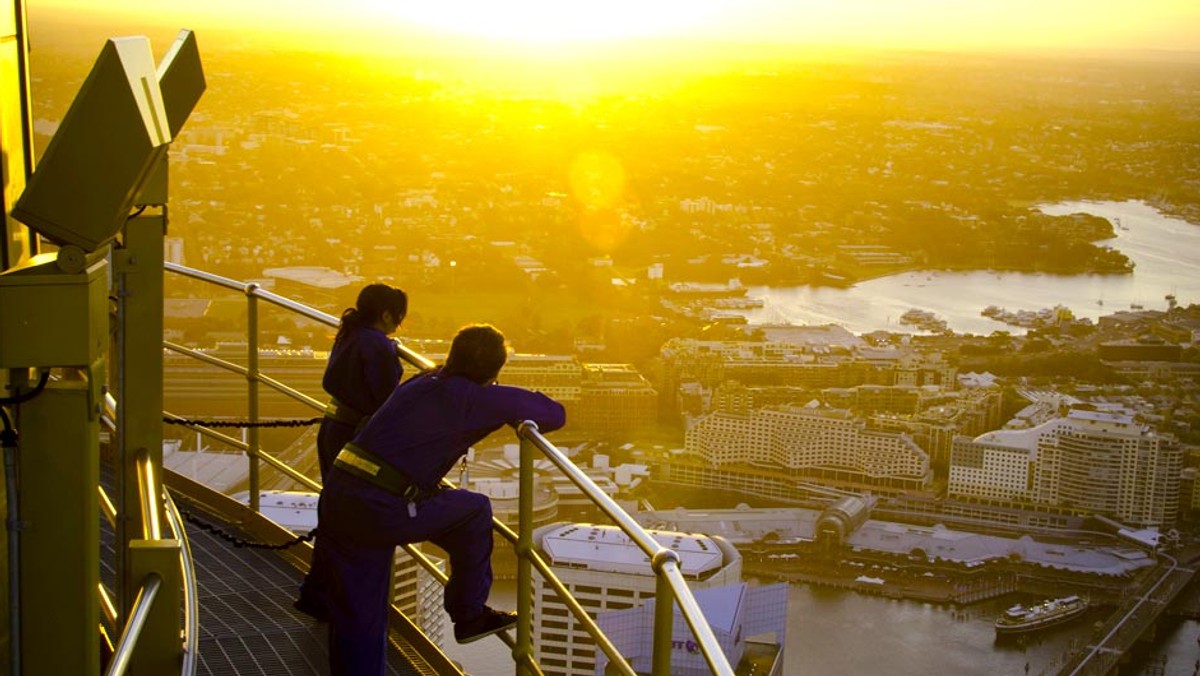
[296,283,408,621]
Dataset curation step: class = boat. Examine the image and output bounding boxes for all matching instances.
[994,595,1088,635]
[899,308,948,332]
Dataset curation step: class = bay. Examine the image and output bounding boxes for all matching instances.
[442,578,1200,675]
[440,198,1200,675]
[742,200,1200,335]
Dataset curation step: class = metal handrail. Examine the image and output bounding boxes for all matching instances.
[164,262,435,371]
[104,573,162,676]
[163,263,733,674]
[103,391,199,675]
[98,582,118,629]
[136,450,163,541]
[164,489,200,676]
[163,340,327,412]
[493,514,632,674]
[518,423,735,676]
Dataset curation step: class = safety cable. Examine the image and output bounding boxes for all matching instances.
[163,416,322,429]
[0,371,50,406]
[177,506,316,550]
[0,408,14,444]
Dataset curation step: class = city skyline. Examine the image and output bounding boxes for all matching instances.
[5,3,1200,673]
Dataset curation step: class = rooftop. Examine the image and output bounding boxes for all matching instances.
[537,523,726,577]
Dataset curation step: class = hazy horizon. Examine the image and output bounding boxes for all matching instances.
[28,1,1200,61]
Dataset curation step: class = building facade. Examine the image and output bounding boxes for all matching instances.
[595,583,787,676]
[948,409,1182,527]
[684,405,932,492]
[531,523,744,676]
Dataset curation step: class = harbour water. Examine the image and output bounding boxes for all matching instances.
[442,578,1200,675]
[441,198,1200,674]
[742,200,1200,334]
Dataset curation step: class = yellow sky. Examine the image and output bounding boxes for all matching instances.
[33,0,1200,53]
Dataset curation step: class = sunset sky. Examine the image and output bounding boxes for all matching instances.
[33,0,1200,53]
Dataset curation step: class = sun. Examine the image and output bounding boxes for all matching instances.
[358,0,736,42]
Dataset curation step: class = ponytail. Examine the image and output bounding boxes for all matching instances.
[334,307,365,344]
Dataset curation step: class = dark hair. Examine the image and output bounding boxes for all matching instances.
[334,284,408,344]
[442,324,508,385]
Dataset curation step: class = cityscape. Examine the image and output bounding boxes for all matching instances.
[7,1,1200,675]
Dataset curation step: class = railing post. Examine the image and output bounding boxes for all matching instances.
[515,422,537,675]
[245,283,260,512]
[126,540,182,675]
[115,213,166,621]
[650,550,679,676]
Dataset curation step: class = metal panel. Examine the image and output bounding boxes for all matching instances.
[0,253,107,368]
[12,37,168,252]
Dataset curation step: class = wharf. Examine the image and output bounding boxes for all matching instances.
[745,562,1017,605]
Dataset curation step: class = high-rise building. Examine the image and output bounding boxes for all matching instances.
[576,363,657,439]
[595,583,788,676]
[685,405,932,493]
[496,355,657,438]
[497,354,584,406]
[949,409,1182,527]
[530,523,745,676]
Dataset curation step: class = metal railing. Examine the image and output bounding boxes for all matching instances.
[104,573,162,676]
[163,262,735,675]
[101,395,198,676]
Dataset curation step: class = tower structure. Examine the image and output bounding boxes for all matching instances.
[530,522,744,676]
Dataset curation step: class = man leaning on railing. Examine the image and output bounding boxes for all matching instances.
[319,323,566,676]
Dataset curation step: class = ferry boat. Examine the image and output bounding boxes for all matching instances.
[994,595,1088,635]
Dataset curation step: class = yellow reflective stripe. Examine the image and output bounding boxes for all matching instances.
[336,449,380,477]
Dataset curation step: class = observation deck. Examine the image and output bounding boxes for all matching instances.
[0,10,739,675]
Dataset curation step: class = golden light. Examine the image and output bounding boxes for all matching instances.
[568,150,634,252]
[355,0,736,42]
[569,151,625,210]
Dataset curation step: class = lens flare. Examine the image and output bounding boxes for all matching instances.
[568,151,633,252]
[569,150,625,209]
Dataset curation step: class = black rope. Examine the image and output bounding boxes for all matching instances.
[0,371,51,406]
[163,416,322,429]
[179,506,317,550]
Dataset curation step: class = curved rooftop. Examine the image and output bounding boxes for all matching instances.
[536,523,726,577]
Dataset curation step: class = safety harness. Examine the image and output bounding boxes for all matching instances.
[333,443,432,517]
[324,397,366,427]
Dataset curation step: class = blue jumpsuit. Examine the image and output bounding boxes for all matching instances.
[317,325,403,477]
[320,370,565,676]
[299,325,402,615]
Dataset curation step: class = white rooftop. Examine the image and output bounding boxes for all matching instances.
[639,507,1153,577]
[231,490,319,532]
[262,266,361,289]
[539,524,725,576]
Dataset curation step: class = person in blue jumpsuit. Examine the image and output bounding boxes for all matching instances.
[295,283,409,621]
[320,324,566,676]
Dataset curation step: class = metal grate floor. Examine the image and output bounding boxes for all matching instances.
[187,510,427,676]
[99,489,427,675]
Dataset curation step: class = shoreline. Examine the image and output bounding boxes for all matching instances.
[743,560,1129,608]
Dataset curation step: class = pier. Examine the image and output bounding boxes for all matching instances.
[1057,552,1198,675]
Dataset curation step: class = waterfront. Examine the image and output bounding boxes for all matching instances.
[743,200,1200,335]
[442,578,1200,675]
[439,198,1200,676]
